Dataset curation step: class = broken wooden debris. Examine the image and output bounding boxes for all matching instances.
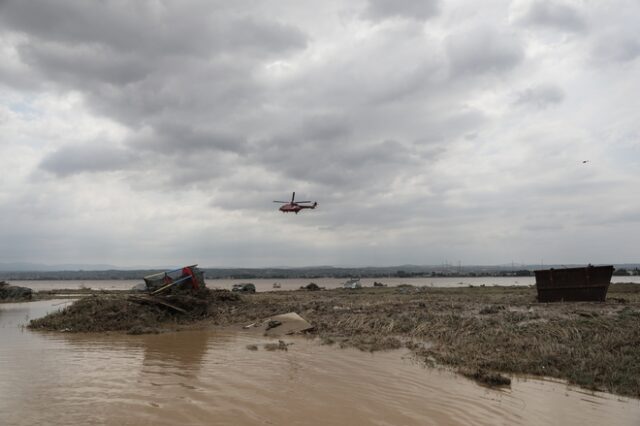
[128,295,187,313]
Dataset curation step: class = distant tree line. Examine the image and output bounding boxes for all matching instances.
[1,265,637,281]
[612,268,640,276]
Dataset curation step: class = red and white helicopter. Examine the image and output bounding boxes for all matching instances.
[274,192,318,214]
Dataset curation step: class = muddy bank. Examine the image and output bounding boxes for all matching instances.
[0,281,32,303]
[29,289,241,333]
[29,284,640,398]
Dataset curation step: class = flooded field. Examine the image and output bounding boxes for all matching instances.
[10,276,640,293]
[1,300,639,425]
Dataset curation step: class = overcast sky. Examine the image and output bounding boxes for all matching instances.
[0,0,639,268]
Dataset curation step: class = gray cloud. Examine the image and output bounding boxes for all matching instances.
[445,27,524,76]
[255,135,419,189]
[591,30,640,63]
[40,143,137,177]
[1,0,639,267]
[18,41,152,86]
[132,123,248,155]
[363,0,440,21]
[82,59,264,129]
[0,1,307,58]
[516,0,587,33]
[514,84,564,108]
[1,0,308,127]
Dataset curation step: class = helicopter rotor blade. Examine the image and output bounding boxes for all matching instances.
[273,201,288,203]
[291,192,295,203]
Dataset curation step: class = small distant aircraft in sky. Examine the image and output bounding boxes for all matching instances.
[274,192,318,214]
[582,160,589,164]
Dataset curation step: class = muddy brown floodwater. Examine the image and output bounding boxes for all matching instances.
[1,300,639,426]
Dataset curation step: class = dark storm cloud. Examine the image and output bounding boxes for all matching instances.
[78,59,265,129]
[514,84,564,108]
[40,143,137,177]
[517,0,587,33]
[1,0,512,206]
[363,0,440,21]
[18,41,152,86]
[1,0,309,195]
[445,27,524,76]
[0,1,307,58]
[1,0,308,120]
[0,0,189,52]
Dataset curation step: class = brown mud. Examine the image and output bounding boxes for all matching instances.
[28,283,640,398]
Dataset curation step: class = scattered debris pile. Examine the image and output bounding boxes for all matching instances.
[0,281,32,302]
[29,288,241,334]
[29,265,242,334]
[300,283,322,291]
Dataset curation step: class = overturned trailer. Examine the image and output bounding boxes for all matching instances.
[143,265,205,295]
[534,265,614,302]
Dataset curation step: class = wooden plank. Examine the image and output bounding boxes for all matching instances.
[128,295,187,313]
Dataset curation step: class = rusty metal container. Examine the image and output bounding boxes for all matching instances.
[534,265,614,302]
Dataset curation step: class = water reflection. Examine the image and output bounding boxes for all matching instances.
[140,331,213,374]
[1,300,639,426]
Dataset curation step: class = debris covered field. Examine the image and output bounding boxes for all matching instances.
[29,283,640,398]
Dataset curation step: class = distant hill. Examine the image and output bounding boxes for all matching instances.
[0,262,184,272]
[0,262,122,272]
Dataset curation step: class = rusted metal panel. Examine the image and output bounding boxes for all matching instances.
[534,265,614,302]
